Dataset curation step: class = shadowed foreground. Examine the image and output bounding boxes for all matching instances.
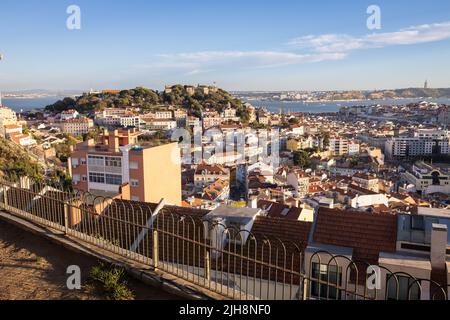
[0,219,177,300]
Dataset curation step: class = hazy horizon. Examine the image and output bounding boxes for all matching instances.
[3,85,450,95]
[1,0,450,91]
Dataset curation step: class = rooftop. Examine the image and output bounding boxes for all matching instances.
[205,205,261,222]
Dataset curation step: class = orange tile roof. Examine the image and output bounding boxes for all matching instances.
[314,208,397,265]
[257,200,301,220]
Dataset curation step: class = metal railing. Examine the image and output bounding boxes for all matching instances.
[0,177,448,300]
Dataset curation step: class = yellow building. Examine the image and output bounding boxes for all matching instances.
[287,138,302,152]
[287,138,312,152]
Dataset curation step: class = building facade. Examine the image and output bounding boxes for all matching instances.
[69,128,182,205]
[61,118,94,136]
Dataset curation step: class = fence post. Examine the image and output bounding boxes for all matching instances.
[153,230,159,269]
[205,250,211,281]
[303,278,309,300]
[64,202,69,235]
[1,186,8,210]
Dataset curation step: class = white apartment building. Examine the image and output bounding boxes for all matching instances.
[203,117,223,129]
[119,115,140,128]
[385,130,450,160]
[221,106,237,119]
[348,141,360,155]
[141,118,177,131]
[352,173,379,192]
[329,138,349,155]
[154,110,173,119]
[403,161,450,194]
[96,115,140,128]
[287,170,310,198]
[415,129,449,140]
[61,118,94,136]
[60,109,79,121]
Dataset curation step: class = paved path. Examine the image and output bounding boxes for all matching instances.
[0,219,177,300]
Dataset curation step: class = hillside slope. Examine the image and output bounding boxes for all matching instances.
[0,136,43,181]
[45,86,244,115]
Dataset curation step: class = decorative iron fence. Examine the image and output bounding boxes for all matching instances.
[0,177,448,300]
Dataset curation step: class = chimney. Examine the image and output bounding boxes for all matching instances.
[248,197,258,209]
[108,129,119,152]
[119,183,131,201]
[430,223,448,271]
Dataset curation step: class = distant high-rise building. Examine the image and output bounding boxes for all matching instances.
[424,80,429,89]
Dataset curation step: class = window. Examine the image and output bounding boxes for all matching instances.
[105,174,122,185]
[131,196,140,201]
[105,156,122,167]
[72,158,79,166]
[80,158,87,165]
[89,172,105,183]
[129,161,139,169]
[73,174,80,182]
[387,275,420,300]
[81,175,87,182]
[311,263,342,300]
[411,216,425,231]
[88,155,104,166]
[130,179,139,187]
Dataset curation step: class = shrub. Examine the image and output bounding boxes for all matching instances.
[90,264,135,300]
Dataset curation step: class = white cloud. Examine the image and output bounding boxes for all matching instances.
[135,21,450,76]
[288,21,450,53]
[155,51,346,69]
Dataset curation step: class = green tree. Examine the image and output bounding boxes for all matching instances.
[320,130,330,150]
[236,107,250,124]
[293,150,312,169]
[288,117,299,125]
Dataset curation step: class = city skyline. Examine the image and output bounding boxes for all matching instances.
[1,1,450,91]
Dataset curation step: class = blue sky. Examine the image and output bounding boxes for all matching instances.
[1,0,450,91]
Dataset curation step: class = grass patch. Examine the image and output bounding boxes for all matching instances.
[89,264,135,300]
[34,256,44,264]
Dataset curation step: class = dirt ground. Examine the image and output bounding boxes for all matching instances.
[0,219,178,300]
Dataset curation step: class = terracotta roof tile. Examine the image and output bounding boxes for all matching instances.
[314,208,397,266]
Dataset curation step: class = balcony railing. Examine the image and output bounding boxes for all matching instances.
[0,177,448,300]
